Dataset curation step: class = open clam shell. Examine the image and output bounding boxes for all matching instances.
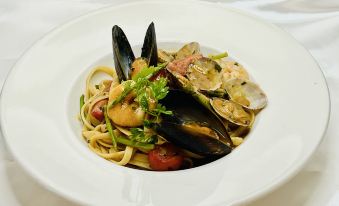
[175,42,201,60]
[210,98,252,127]
[158,49,175,63]
[223,78,267,110]
[187,57,223,91]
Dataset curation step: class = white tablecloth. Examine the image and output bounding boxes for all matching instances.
[0,0,338,205]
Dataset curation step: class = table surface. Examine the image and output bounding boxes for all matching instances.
[0,0,338,205]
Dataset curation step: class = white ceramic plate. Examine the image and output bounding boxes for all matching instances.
[0,1,330,205]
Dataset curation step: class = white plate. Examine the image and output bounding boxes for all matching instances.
[0,1,330,205]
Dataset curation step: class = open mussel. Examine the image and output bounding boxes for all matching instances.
[156,90,232,157]
[112,22,158,82]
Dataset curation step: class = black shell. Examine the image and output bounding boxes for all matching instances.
[141,22,158,67]
[157,90,232,157]
[112,25,135,82]
[112,22,158,82]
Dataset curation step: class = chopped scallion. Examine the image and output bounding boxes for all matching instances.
[80,94,85,112]
[132,63,166,81]
[208,52,228,60]
[104,106,117,149]
[115,136,155,150]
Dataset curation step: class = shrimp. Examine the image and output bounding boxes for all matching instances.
[107,84,145,127]
[131,58,148,79]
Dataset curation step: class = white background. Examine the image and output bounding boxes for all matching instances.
[0,0,338,205]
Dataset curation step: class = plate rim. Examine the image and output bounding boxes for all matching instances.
[0,0,331,205]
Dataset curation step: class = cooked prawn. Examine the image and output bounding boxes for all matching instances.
[107,84,145,127]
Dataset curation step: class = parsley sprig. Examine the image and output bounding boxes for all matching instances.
[107,64,172,145]
[130,128,157,144]
[108,64,172,119]
[129,77,172,144]
[135,77,172,119]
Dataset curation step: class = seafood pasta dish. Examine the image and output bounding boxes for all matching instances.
[79,23,267,171]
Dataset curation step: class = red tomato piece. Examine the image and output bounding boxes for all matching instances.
[148,143,184,171]
[90,99,108,122]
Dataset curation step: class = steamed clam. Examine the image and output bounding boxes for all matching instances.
[187,57,223,91]
[223,78,267,110]
[166,42,203,76]
[158,49,174,63]
[210,98,252,127]
[175,42,201,60]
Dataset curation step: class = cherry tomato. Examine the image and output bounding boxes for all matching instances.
[90,99,108,122]
[148,143,184,171]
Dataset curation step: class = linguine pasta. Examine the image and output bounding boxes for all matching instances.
[79,60,260,170]
[80,66,151,169]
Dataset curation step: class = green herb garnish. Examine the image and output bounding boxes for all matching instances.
[80,94,85,112]
[143,119,153,128]
[149,77,169,100]
[115,136,154,150]
[153,104,173,115]
[136,78,172,120]
[208,52,228,60]
[132,63,166,81]
[104,106,117,149]
[130,128,157,144]
[107,65,172,133]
